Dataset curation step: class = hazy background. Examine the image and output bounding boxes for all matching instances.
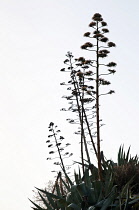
[0,1,139,210]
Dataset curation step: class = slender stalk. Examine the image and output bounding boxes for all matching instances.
[83,106,97,157]
[96,21,102,180]
[81,92,85,174]
[73,66,97,158]
[73,73,95,175]
[69,56,93,171]
[52,127,66,174]
[80,71,91,166]
[69,57,85,173]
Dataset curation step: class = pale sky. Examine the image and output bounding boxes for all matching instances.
[0,1,139,210]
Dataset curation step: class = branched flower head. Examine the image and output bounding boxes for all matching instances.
[100,37,109,42]
[109,90,115,94]
[84,71,93,76]
[98,53,107,58]
[107,62,117,67]
[89,21,96,27]
[108,42,116,47]
[81,42,93,49]
[78,57,86,63]
[99,78,111,85]
[84,60,91,64]
[102,28,109,33]
[98,50,110,58]
[64,59,69,64]
[76,71,83,77]
[101,21,107,26]
[84,32,91,37]
[92,13,103,21]
[94,30,101,34]
[93,33,104,38]
[60,68,65,72]
[108,69,116,74]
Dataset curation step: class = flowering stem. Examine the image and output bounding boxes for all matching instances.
[52,126,66,174]
[96,21,103,181]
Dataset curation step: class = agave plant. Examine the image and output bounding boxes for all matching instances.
[30,13,139,210]
[30,165,139,210]
[81,146,139,195]
[113,146,139,194]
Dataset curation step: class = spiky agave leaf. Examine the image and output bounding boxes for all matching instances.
[35,187,62,200]
[38,192,55,209]
[60,176,71,192]
[29,198,48,210]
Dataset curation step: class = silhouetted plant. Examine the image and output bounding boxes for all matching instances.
[114,146,139,194]
[61,52,97,174]
[60,13,116,180]
[30,161,139,210]
[33,122,73,209]
[46,122,73,175]
[29,13,139,210]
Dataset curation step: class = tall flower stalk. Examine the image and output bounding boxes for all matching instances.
[46,122,73,175]
[81,13,116,180]
[61,13,116,180]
